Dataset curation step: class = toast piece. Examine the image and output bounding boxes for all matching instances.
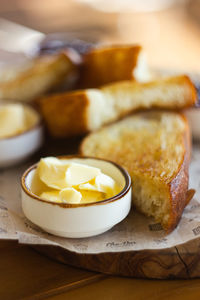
[80,111,191,232]
[78,45,150,88]
[37,75,197,137]
[0,53,76,102]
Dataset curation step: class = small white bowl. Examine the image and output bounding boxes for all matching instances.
[184,108,200,141]
[0,105,43,168]
[21,156,132,238]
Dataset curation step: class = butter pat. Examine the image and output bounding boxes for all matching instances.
[60,188,82,204]
[0,103,39,138]
[65,163,101,186]
[80,190,107,203]
[40,188,82,204]
[40,191,61,203]
[38,157,69,189]
[35,157,121,204]
[96,173,116,193]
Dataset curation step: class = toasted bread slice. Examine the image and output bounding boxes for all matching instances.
[0,53,76,102]
[78,45,151,88]
[37,75,197,137]
[80,111,191,232]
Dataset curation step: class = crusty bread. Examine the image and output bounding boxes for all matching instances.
[78,45,151,88]
[80,111,191,232]
[37,75,197,137]
[0,53,76,102]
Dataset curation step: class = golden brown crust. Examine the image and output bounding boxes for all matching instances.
[78,45,141,88]
[37,91,90,137]
[80,112,192,232]
[182,75,197,107]
[37,75,197,138]
[101,75,197,109]
[165,75,197,108]
[0,53,76,102]
[166,115,191,232]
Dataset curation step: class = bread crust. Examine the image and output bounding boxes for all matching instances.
[0,53,75,102]
[180,75,197,108]
[101,75,197,110]
[38,91,89,137]
[78,45,141,88]
[80,112,192,232]
[166,114,191,232]
[38,75,197,138]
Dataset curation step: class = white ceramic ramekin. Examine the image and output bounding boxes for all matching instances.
[0,105,43,168]
[21,156,132,238]
[184,108,200,141]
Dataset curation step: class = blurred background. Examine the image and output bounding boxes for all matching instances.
[0,0,200,71]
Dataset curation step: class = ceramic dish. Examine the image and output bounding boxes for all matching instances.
[21,156,132,238]
[0,104,43,168]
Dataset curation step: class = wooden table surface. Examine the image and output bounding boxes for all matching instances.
[1,1,200,299]
[2,240,200,300]
[2,239,200,300]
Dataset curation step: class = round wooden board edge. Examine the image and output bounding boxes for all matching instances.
[32,236,200,279]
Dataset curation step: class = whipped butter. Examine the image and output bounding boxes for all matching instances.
[34,157,121,204]
[0,104,39,138]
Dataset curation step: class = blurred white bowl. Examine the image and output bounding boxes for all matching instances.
[0,105,43,167]
[21,156,132,238]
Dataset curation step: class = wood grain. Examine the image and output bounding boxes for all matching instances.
[47,276,200,300]
[33,239,200,279]
[3,242,200,300]
[0,241,105,300]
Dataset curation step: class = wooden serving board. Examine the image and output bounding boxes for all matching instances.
[30,135,200,279]
[33,237,200,279]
